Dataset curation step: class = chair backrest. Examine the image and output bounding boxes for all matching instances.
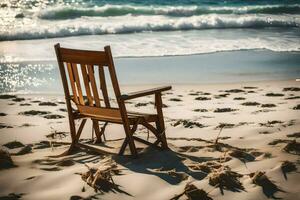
[54,44,122,112]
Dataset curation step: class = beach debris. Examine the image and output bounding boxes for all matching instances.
[224,89,245,93]
[188,161,222,173]
[80,158,121,192]
[20,103,31,106]
[228,149,255,162]
[3,141,24,149]
[193,108,208,112]
[39,102,57,106]
[233,97,246,100]
[261,103,276,108]
[259,120,283,127]
[241,101,260,106]
[265,93,284,97]
[0,112,7,116]
[170,183,213,200]
[209,168,244,193]
[283,87,300,91]
[46,131,68,139]
[167,169,189,181]
[13,145,32,155]
[0,94,17,99]
[214,93,230,99]
[195,96,211,101]
[247,90,256,93]
[216,123,235,129]
[31,100,41,103]
[135,102,148,107]
[12,97,25,102]
[250,171,282,198]
[281,161,297,174]
[178,146,203,153]
[0,123,13,129]
[214,108,237,113]
[268,139,291,145]
[283,140,300,155]
[251,109,275,114]
[56,158,75,167]
[15,13,25,18]
[19,123,34,127]
[0,193,23,200]
[43,114,65,119]
[58,108,67,112]
[293,104,300,110]
[243,86,258,89]
[0,147,14,169]
[173,119,206,128]
[285,96,300,100]
[263,152,272,158]
[169,98,182,102]
[287,132,300,138]
[19,110,50,116]
[259,131,271,134]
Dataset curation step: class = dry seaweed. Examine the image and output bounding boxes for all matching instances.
[283,140,300,155]
[241,101,260,106]
[173,120,206,128]
[265,93,284,97]
[19,110,50,116]
[80,159,121,193]
[195,96,211,101]
[39,102,57,106]
[283,87,300,91]
[293,104,300,110]
[209,168,244,194]
[3,141,24,149]
[228,149,255,162]
[214,108,237,113]
[287,132,300,138]
[0,148,14,169]
[261,104,276,108]
[224,89,245,93]
[233,97,246,100]
[170,183,213,200]
[251,171,283,198]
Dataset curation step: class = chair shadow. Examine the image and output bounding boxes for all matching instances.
[114,147,217,185]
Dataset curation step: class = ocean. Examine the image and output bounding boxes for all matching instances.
[0,0,300,93]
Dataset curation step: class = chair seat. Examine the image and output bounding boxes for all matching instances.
[76,105,157,124]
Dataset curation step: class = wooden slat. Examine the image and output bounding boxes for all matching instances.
[66,63,79,104]
[71,63,85,105]
[87,65,101,107]
[80,64,93,106]
[59,47,108,65]
[98,66,111,108]
[120,86,172,100]
[77,105,121,119]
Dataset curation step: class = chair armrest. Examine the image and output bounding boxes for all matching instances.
[120,86,172,101]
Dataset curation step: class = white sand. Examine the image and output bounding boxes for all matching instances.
[0,79,299,200]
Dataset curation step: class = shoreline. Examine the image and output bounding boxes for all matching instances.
[1,49,300,94]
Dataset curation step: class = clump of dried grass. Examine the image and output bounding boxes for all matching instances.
[170,183,213,200]
[228,149,255,162]
[250,171,282,197]
[188,161,222,174]
[80,158,121,192]
[283,140,300,155]
[281,161,297,173]
[209,167,244,193]
[167,169,189,181]
[0,148,14,169]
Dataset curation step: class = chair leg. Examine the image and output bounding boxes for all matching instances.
[92,120,102,143]
[156,120,168,149]
[119,124,138,158]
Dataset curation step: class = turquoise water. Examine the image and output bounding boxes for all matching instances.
[0,0,299,92]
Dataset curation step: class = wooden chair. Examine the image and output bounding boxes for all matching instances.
[54,43,171,158]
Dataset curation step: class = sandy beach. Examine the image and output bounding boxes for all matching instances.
[0,79,299,200]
